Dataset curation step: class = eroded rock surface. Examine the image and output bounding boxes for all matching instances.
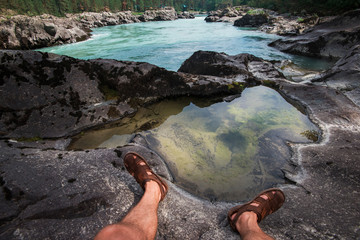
[1,49,360,240]
[269,9,360,58]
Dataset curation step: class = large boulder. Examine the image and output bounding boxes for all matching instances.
[178,50,284,83]
[0,14,91,49]
[269,9,360,58]
[234,13,268,27]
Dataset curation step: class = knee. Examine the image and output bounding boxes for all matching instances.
[94,224,123,240]
[94,224,144,240]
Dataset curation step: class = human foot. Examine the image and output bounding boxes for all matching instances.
[124,152,168,201]
[228,188,285,232]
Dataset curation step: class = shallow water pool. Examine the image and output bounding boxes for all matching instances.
[69,86,318,201]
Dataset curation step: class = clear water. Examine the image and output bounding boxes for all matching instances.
[38,17,333,71]
[69,86,318,202]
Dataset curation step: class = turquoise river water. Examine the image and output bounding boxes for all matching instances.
[39,16,332,71]
[43,17,325,202]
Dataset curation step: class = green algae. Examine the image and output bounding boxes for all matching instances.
[69,86,318,201]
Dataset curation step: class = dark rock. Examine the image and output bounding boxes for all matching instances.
[269,9,360,58]
[43,23,57,36]
[178,50,284,83]
[234,13,268,27]
[204,15,219,22]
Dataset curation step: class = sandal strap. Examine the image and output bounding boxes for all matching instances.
[228,188,285,231]
[124,152,168,201]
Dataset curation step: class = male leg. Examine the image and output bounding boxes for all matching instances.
[228,189,285,240]
[95,153,168,240]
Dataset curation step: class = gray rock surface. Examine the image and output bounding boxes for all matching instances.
[138,8,178,21]
[311,44,360,106]
[204,7,317,35]
[1,49,360,240]
[259,14,326,36]
[269,9,360,58]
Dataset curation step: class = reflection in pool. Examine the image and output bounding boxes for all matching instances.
[69,86,318,201]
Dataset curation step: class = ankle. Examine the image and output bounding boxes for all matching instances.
[235,211,260,233]
[144,181,162,202]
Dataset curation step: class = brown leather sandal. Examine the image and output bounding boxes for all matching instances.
[123,152,168,201]
[227,188,285,231]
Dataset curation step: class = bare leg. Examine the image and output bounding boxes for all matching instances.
[231,194,275,240]
[94,181,161,240]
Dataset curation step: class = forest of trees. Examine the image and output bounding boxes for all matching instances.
[0,0,359,16]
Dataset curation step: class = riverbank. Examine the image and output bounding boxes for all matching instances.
[205,6,332,36]
[0,8,194,50]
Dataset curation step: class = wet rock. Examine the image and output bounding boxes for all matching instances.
[234,13,268,27]
[274,59,321,83]
[269,9,360,58]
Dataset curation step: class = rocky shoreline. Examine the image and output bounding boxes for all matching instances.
[1,7,360,240]
[0,8,194,50]
[205,6,328,36]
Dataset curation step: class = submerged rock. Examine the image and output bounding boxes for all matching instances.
[269,9,360,58]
